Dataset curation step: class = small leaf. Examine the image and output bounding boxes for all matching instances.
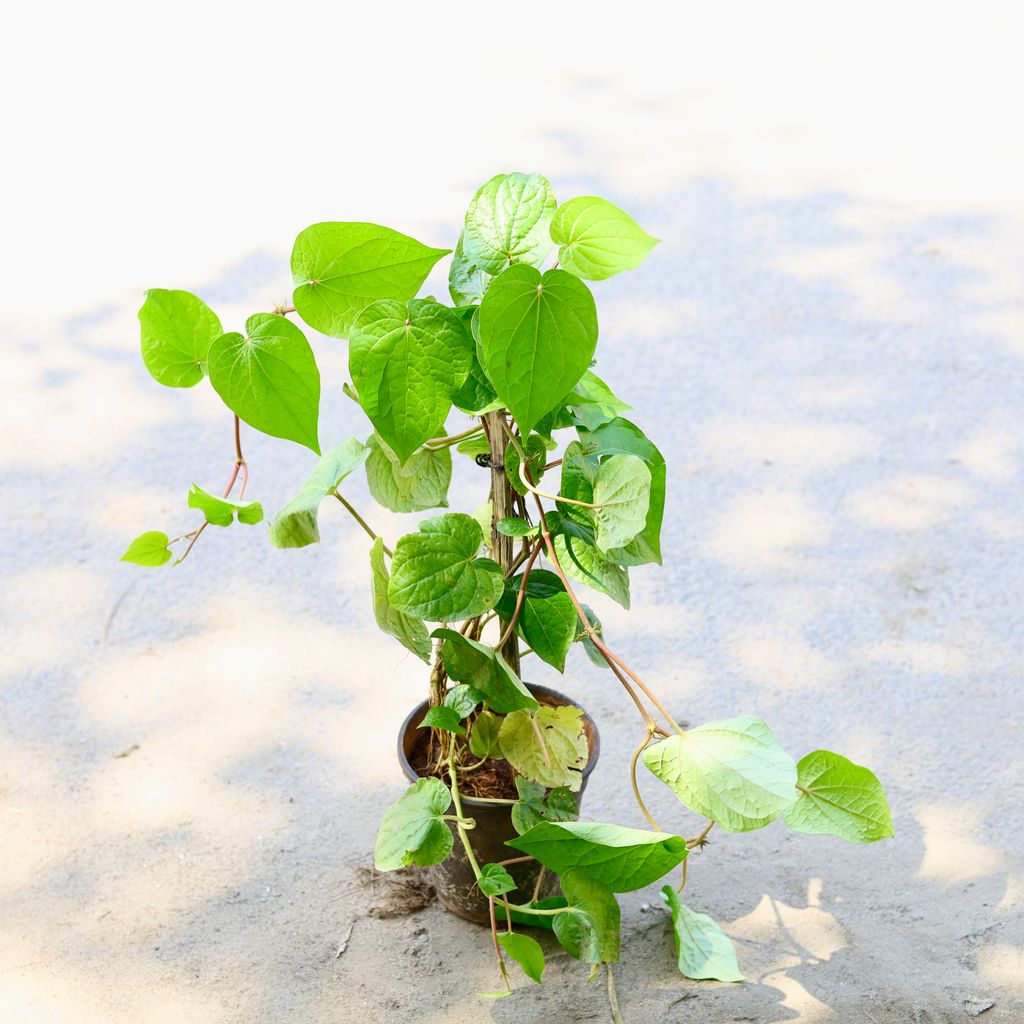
[644,716,798,833]
[138,288,221,388]
[551,196,659,281]
[553,868,620,964]
[456,435,492,459]
[120,531,172,567]
[496,569,577,672]
[207,313,321,453]
[186,485,263,527]
[370,537,431,662]
[497,517,539,537]
[469,710,503,759]
[349,298,473,462]
[661,886,744,982]
[269,438,369,548]
[478,863,517,897]
[568,370,632,429]
[463,172,557,274]
[291,222,449,338]
[553,534,630,609]
[388,514,504,621]
[478,265,598,437]
[432,628,538,714]
[373,778,453,871]
[591,454,651,554]
[498,932,545,984]
[419,706,466,735]
[365,433,451,513]
[783,750,894,843]
[507,821,687,892]
[443,683,484,719]
[577,605,607,669]
[511,778,579,836]
[449,231,492,305]
[499,705,589,791]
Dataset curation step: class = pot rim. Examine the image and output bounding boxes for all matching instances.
[396,683,601,807]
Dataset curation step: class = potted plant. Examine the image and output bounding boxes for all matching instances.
[123,171,893,1003]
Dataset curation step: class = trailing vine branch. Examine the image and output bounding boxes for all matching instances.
[332,492,392,556]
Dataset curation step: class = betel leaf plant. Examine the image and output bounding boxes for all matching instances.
[124,172,893,1004]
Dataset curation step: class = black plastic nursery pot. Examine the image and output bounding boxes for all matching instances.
[397,684,601,924]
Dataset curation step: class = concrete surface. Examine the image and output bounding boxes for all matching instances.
[3,4,1024,1022]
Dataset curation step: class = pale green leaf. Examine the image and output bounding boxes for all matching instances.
[478,862,517,897]
[498,932,545,984]
[207,313,321,453]
[463,172,557,274]
[291,222,449,338]
[661,886,744,982]
[478,265,598,437]
[469,710,503,759]
[568,370,632,429]
[373,777,453,870]
[510,778,578,836]
[138,288,222,388]
[507,821,687,892]
[643,716,798,833]
[499,705,589,791]
[496,569,577,672]
[120,531,172,567]
[577,605,607,669]
[387,513,504,621]
[553,868,620,964]
[553,534,630,609]
[551,196,659,281]
[364,433,451,513]
[269,438,369,549]
[497,517,539,537]
[370,537,431,662]
[186,484,263,527]
[455,435,491,459]
[783,750,894,843]
[431,628,537,714]
[591,454,651,554]
[349,297,472,462]
[448,231,492,305]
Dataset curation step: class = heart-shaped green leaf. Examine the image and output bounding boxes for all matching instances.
[373,778,453,871]
[498,932,545,984]
[507,821,687,893]
[499,705,589,791]
[291,222,449,338]
[442,684,484,719]
[478,863,517,897]
[388,514,504,621]
[551,196,659,281]
[510,778,578,836]
[349,298,473,462]
[661,886,744,982]
[187,485,263,527]
[591,454,651,554]
[208,313,320,453]
[463,172,556,274]
[553,868,620,964]
[364,433,452,513]
[269,438,369,548]
[783,750,894,843]
[370,537,431,663]
[643,716,798,833]
[478,265,598,437]
[553,534,630,609]
[138,288,222,388]
[431,628,538,714]
[469,710,503,759]
[496,569,578,672]
[121,531,172,567]
[418,706,466,735]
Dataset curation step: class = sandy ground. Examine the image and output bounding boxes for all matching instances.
[3,4,1024,1022]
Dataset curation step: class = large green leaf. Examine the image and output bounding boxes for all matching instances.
[207,313,321,453]
[499,705,589,791]
[553,868,620,964]
[550,196,659,281]
[268,438,369,548]
[783,750,894,843]
[364,434,451,513]
[508,821,687,893]
[370,537,431,662]
[388,514,504,621]
[553,534,630,609]
[661,886,744,982]
[643,716,798,833]
[138,288,222,388]
[349,298,472,462]
[477,265,598,437]
[448,231,491,305]
[291,222,449,338]
[591,454,651,554]
[373,778,453,870]
[431,628,538,714]
[462,172,556,274]
[496,569,577,672]
[186,485,263,527]
[510,778,578,836]
[121,531,172,567]
[579,417,666,566]
[497,933,545,984]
